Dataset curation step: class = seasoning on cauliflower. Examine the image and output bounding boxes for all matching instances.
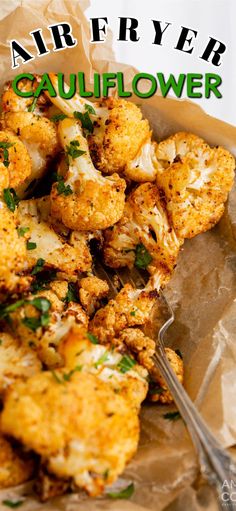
[59,325,148,410]
[124,136,159,182]
[2,112,59,197]
[4,280,88,368]
[89,283,158,344]
[17,196,92,275]
[103,182,182,281]
[0,332,41,395]
[78,276,109,316]
[46,73,150,175]
[155,132,235,239]
[50,117,126,231]
[0,131,32,192]
[118,328,184,404]
[1,371,140,497]
[0,434,35,489]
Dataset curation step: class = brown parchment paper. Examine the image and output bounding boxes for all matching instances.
[0,1,236,510]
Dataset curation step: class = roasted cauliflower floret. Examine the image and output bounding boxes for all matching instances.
[5,280,88,368]
[124,136,159,182]
[50,118,126,231]
[0,434,35,489]
[0,332,41,394]
[0,201,29,296]
[78,276,109,316]
[17,197,92,275]
[2,112,59,197]
[0,131,31,192]
[118,328,184,404]
[156,132,235,238]
[47,73,150,175]
[59,326,148,410]
[103,182,182,280]
[2,76,50,116]
[89,283,157,344]
[1,371,140,496]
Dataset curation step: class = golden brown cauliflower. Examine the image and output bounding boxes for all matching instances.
[59,326,148,411]
[78,276,109,316]
[118,328,184,404]
[103,182,182,281]
[156,132,235,238]
[2,76,50,116]
[17,196,92,275]
[2,112,59,197]
[0,131,31,192]
[89,283,158,344]
[0,201,29,296]
[0,332,41,394]
[124,135,159,182]
[47,73,150,175]
[50,118,126,231]
[0,434,35,489]
[5,280,88,368]
[1,371,140,496]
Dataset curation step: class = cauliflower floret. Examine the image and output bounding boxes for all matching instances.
[1,371,140,496]
[78,276,109,316]
[59,326,148,410]
[50,117,126,231]
[2,112,59,197]
[124,136,159,182]
[0,332,41,394]
[89,283,158,344]
[118,328,184,404]
[2,76,51,116]
[17,196,92,275]
[0,131,31,192]
[156,132,235,238]
[47,73,150,175]
[0,434,35,489]
[5,280,88,368]
[0,201,30,296]
[103,182,182,280]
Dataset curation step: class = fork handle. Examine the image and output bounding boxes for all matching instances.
[153,349,236,511]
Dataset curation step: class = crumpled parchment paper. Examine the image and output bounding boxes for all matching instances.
[0,1,236,510]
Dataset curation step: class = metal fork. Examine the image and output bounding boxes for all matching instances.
[94,262,236,511]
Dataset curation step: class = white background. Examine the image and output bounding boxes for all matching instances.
[86,0,236,127]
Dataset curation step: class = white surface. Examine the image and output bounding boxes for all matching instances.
[86,0,236,126]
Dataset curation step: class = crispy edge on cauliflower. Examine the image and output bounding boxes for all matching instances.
[17,196,92,274]
[0,434,35,489]
[78,276,109,316]
[7,280,88,368]
[155,132,235,238]
[103,182,182,280]
[2,112,59,197]
[124,135,159,182]
[1,371,140,496]
[50,118,126,231]
[118,328,184,404]
[89,283,158,344]
[0,131,32,192]
[0,332,41,395]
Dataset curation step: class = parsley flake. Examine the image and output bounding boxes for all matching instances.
[134,243,152,270]
[2,500,24,509]
[85,103,96,115]
[163,411,181,421]
[54,174,73,196]
[0,141,14,168]
[94,350,109,368]
[66,139,86,159]
[107,483,135,500]
[117,355,136,374]
[31,258,45,275]
[63,282,79,303]
[3,188,19,212]
[51,113,67,123]
[63,365,83,381]
[27,96,38,112]
[73,111,93,133]
[175,349,183,360]
[17,226,30,237]
[27,241,37,250]
[86,332,99,344]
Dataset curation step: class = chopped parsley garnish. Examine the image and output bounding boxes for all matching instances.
[149,386,165,395]
[0,299,25,319]
[107,483,135,499]
[63,282,79,303]
[0,141,14,168]
[2,500,24,509]
[134,243,152,270]
[175,349,183,360]
[17,226,30,237]
[63,365,83,381]
[27,96,38,112]
[22,297,51,332]
[51,113,67,122]
[117,355,136,374]
[86,332,99,344]
[55,174,73,196]
[130,310,136,316]
[3,188,19,212]
[163,411,181,421]
[30,297,51,313]
[73,111,94,133]
[51,370,63,384]
[66,139,86,159]
[27,241,37,250]
[31,258,45,275]
[31,268,57,293]
[94,350,109,368]
[85,103,96,115]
